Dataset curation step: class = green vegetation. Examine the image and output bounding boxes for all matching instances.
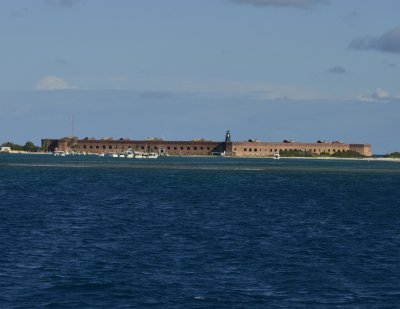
[1,141,41,152]
[279,149,366,158]
[384,152,400,158]
[331,150,365,158]
[1,142,24,151]
[279,150,315,157]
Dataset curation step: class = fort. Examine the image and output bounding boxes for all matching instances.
[41,131,372,157]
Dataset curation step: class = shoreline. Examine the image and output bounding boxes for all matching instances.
[0,151,51,155]
[278,156,400,162]
[228,155,400,162]
[1,152,400,162]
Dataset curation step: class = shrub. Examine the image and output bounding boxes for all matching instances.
[331,150,365,158]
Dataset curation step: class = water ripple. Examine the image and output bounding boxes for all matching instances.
[1,155,400,307]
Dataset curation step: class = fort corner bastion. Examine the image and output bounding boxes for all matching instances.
[41,131,372,157]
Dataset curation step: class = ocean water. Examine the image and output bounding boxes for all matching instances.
[1,154,400,308]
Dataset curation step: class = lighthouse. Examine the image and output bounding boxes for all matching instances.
[225,130,231,142]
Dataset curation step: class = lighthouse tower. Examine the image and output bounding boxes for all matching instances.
[225,130,231,142]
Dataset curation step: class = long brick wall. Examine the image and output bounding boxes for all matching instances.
[231,142,348,156]
[230,142,371,157]
[42,138,225,156]
[77,140,225,156]
[41,138,372,157]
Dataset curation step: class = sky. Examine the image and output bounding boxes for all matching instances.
[0,0,399,153]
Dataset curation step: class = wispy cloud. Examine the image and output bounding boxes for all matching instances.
[10,8,28,17]
[176,79,318,100]
[327,66,347,74]
[35,76,75,90]
[140,91,174,99]
[382,60,397,68]
[340,10,358,23]
[45,0,80,8]
[57,58,69,65]
[349,26,400,53]
[228,0,329,9]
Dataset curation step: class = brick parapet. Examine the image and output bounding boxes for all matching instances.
[230,141,351,157]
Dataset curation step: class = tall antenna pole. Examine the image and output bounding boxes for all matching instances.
[71,114,75,137]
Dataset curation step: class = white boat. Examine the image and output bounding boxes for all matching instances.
[146,153,159,159]
[119,154,125,158]
[111,154,118,158]
[125,149,134,158]
[98,153,105,157]
[273,151,280,159]
[53,150,66,156]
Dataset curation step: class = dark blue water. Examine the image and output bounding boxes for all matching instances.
[1,154,400,308]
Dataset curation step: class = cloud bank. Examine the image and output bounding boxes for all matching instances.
[229,0,329,9]
[349,26,400,53]
[358,89,400,102]
[35,76,74,90]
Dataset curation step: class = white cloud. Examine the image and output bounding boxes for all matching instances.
[357,89,399,102]
[35,76,74,90]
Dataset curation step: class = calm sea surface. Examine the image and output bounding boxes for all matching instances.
[1,154,400,308]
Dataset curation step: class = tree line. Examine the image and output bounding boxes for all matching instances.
[279,149,400,158]
[279,149,365,158]
[1,141,42,152]
[383,152,400,158]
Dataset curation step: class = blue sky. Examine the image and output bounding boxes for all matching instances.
[0,0,399,153]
